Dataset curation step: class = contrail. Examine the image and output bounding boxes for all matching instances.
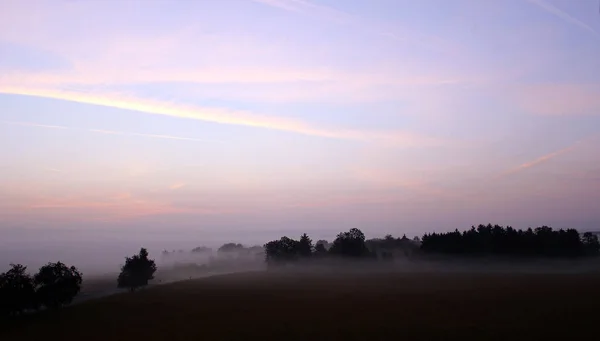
[526,0,598,37]
[6,122,70,130]
[1,121,227,144]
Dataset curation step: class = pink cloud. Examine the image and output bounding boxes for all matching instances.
[169,183,186,190]
[350,167,464,200]
[500,134,598,177]
[19,191,192,221]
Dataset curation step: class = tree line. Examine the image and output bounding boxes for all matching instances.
[421,224,600,257]
[161,243,264,257]
[263,228,420,266]
[263,225,600,265]
[3,224,599,317]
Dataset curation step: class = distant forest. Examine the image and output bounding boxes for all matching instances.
[421,224,600,257]
[262,224,600,265]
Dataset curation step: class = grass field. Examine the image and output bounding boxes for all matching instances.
[3,269,600,340]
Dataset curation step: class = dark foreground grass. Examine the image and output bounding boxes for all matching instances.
[3,270,600,340]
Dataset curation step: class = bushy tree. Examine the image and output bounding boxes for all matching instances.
[247,245,265,259]
[264,236,300,267]
[316,240,330,250]
[582,232,600,255]
[329,228,371,258]
[118,248,157,292]
[0,264,36,316]
[314,243,328,257]
[365,234,419,260]
[191,246,212,253]
[218,243,245,253]
[34,262,82,309]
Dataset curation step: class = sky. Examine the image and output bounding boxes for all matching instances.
[1,0,600,270]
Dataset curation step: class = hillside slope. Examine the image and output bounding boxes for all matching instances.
[3,270,600,340]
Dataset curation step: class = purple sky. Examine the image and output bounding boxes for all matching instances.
[1,0,600,271]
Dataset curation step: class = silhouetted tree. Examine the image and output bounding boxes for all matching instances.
[34,262,82,310]
[0,264,36,316]
[218,243,245,253]
[264,236,300,267]
[314,243,328,257]
[582,232,600,255]
[118,248,157,292]
[244,245,265,260]
[365,233,419,260]
[329,228,371,258]
[298,233,313,258]
[191,246,212,253]
[316,240,330,250]
[263,233,321,266]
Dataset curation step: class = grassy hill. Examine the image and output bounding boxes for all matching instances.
[3,270,600,340]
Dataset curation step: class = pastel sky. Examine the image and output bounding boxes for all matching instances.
[1,0,600,265]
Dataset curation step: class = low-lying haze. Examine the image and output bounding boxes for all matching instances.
[1,0,600,271]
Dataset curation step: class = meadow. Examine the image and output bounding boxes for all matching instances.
[3,268,600,341]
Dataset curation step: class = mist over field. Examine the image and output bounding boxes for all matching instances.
[3,225,599,275]
[4,223,600,340]
[0,228,330,274]
[2,0,600,338]
[5,227,599,307]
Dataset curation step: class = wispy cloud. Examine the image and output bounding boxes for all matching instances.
[351,167,464,200]
[25,194,193,220]
[43,167,62,173]
[252,0,303,12]
[502,135,597,176]
[503,146,576,176]
[9,122,69,130]
[252,0,352,23]
[2,121,226,144]
[513,84,600,115]
[88,129,227,144]
[284,192,404,209]
[169,183,186,190]
[252,0,460,54]
[0,87,447,147]
[526,0,598,37]
[0,67,340,87]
